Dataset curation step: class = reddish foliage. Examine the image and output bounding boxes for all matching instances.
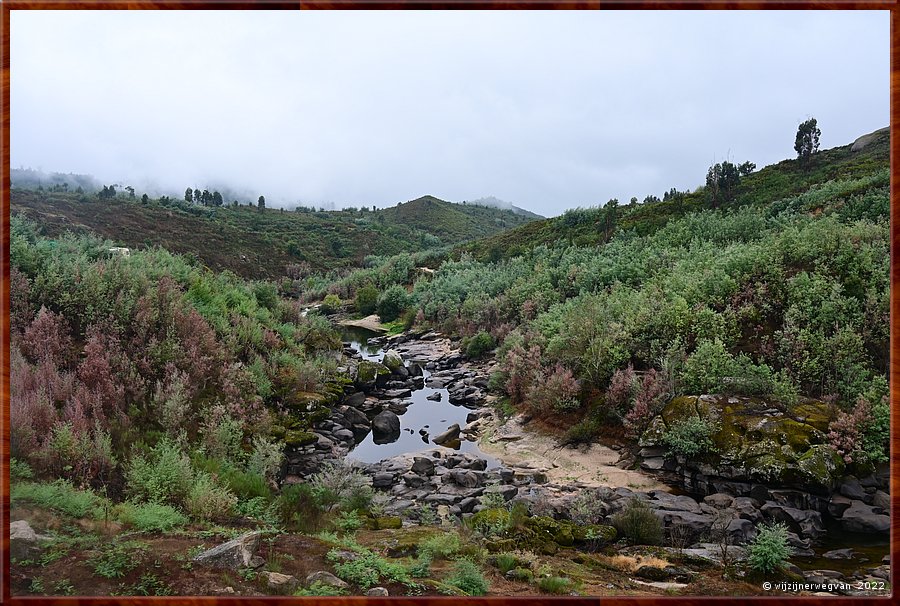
[827,397,870,464]
[504,343,543,404]
[22,306,73,366]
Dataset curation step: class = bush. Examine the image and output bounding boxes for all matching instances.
[611,498,663,545]
[11,458,34,481]
[660,416,719,458]
[320,294,342,315]
[116,501,188,533]
[126,438,194,505]
[246,436,284,484]
[294,581,347,596]
[747,522,793,574]
[329,548,410,589]
[354,284,379,316]
[464,331,495,359]
[443,559,488,596]
[494,553,519,574]
[418,533,461,560]
[310,462,373,512]
[376,285,410,322]
[184,471,237,521]
[538,576,573,595]
[276,482,326,532]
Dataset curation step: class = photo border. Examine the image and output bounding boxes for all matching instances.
[0,2,895,604]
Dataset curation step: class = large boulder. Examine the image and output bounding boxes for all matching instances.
[839,500,890,534]
[641,395,843,494]
[381,350,405,373]
[10,520,49,561]
[306,571,348,589]
[193,531,264,569]
[355,361,391,391]
[372,410,401,443]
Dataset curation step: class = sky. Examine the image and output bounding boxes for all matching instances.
[11,10,889,217]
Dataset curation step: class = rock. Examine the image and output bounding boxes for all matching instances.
[262,571,299,592]
[305,571,349,589]
[333,428,355,441]
[411,457,435,476]
[449,469,481,488]
[342,405,369,426]
[401,472,427,488]
[367,587,389,596]
[703,493,734,509]
[344,392,366,408]
[823,548,856,560]
[10,520,48,561]
[426,392,442,402]
[872,490,890,511]
[840,500,891,533]
[373,472,395,488]
[840,477,866,501]
[372,410,400,439]
[850,126,889,152]
[828,494,853,518]
[433,424,461,446]
[193,531,263,569]
[382,350,405,373]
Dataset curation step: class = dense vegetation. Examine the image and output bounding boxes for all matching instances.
[11,190,538,281]
[301,128,890,469]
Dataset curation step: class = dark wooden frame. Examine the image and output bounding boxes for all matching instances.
[0,2,895,604]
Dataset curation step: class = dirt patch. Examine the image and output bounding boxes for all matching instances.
[478,415,670,491]
[339,315,388,332]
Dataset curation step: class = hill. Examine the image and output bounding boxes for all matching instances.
[10,190,538,281]
[465,196,543,218]
[461,126,889,261]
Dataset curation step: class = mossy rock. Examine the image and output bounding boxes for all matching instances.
[286,391,331,411]
[283,430,318,447]
[309,406,331,424]
[572,524,617,546]
[523,516,577,548]
[364,516,403,530]
[643,394,839,492]
[506,567,534,582]
[382,351,405,373]
[483,538,518,553]
[270,425,286,439]
[355,361,391,386]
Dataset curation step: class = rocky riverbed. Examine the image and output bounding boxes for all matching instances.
[279,330,891,596]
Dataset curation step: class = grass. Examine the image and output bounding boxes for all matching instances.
[90,540,148,579]
[538,576,574,595]
[442,559,489,596]
[12,480,106,519]
[115,501,189,533]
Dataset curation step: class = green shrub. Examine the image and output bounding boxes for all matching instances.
[660,416,719,458]
[443,559,488,596]
[747,522,793,574]
[126,438,194,505]
[90,540,147,579]
[539,576,573,595]
[320,294,342,315]
[185,471,237,521]
[246,436,284,483]
[418,533,461,560]
[464,331,495,359]
[310,462,373,512]
[407,554,433,578]
[12,480,103,518]
[276,482,325,532]
[355,284,379,316]
[494,552,519,574]
[611,498,663,545]
[116,501,188,533]
[334,510,363,534]
[329,548,409,589]
[11,458,34,481]
[295,581,347,596]
[376,285,410,322]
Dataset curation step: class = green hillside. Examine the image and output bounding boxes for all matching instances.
[10,190,538,281]
[462,126,889,261]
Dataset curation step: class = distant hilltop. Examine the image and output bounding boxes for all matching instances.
[463,196,543,219]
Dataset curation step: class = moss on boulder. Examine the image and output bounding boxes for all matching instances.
[643,394,843,493]
[283,430,318,447]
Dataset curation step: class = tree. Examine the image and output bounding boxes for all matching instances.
[604,198,619,241]
[706,161,740,209]
[125,186,135,198]
[794,118,821,169]
[185,187,193,203]
[212,191,223,207]
[141,193,149,204]
[258,195,265,212]
[738,161,756,176]
[194,189,201,203]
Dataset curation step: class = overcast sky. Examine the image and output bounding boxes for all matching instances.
[12,10,889,217]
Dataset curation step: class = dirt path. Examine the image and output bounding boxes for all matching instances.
[338,314,388,332]
[478,414,671,492]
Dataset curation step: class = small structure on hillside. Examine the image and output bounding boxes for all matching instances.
[108,247,131,258]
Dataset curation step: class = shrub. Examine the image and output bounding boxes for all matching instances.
[418,533,461,560]
[329,548,410,589]
[11,458,34,481]
[184,471,237,521]
[747,522,793,574]
[246,436,284,483]
[611,498,663,545]
[320,294,342,315]
[443,559,488,596]
[538,576,573,595]
[660,416,719,458]
[126,438,194,505]
[464,331,495,359]
[408,554,433,578]
[828,394,890,466]
[310,462,373,512]
[334,510,363,534]
[494,553,519,574]
[563,417,601,445]
[375,285,410,322]
[354,284,379,316]
[90,540,147,579]
[276,482,325,532]
[295,581,347,596]
[116,501,188,533]
[527,363,581,414]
